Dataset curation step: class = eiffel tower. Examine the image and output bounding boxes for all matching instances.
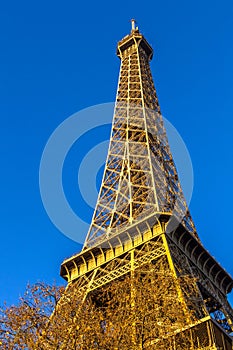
[60,20,233,349]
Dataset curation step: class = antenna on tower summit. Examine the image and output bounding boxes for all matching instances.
[131,18,137,32]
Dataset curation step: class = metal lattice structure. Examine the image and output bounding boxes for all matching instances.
[83,22,196,248]
[60,21,233,349]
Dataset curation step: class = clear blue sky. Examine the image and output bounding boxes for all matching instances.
[1,0,233,305]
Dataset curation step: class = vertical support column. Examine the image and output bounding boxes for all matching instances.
[220,306,233,332]
[127,53,133,224]
[130,249,137,348]
[161,233,191,324]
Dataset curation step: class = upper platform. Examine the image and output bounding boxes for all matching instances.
[117,20,153,60]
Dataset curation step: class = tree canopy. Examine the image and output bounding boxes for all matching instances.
[0,258,200,349]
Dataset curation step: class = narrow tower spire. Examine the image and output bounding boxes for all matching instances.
[131,18,136,32]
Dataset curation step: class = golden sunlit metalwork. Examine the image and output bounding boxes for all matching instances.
[60,22,233,349]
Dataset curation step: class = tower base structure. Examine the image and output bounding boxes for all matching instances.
[179,317,232,350]
[60,213,233,349]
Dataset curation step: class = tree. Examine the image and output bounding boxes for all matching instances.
[0,283,62,349]
[0,257,200,349]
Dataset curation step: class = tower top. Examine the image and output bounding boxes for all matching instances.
[117,21,153,60]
